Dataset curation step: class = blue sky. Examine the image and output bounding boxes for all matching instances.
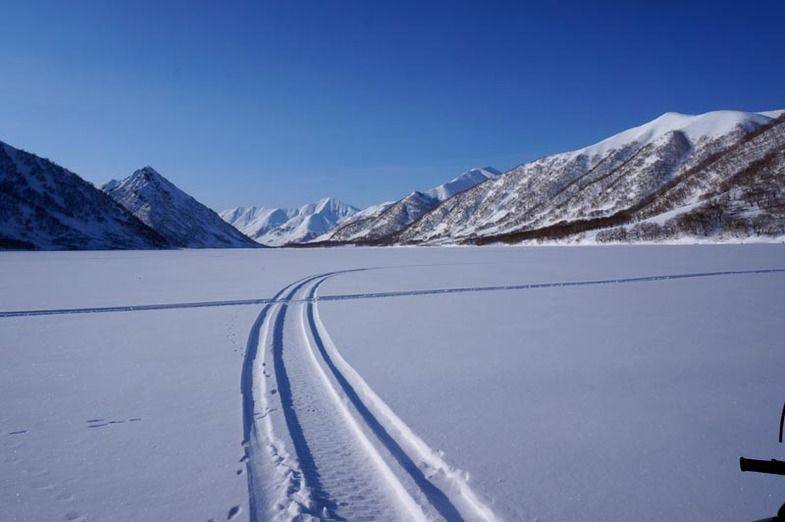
[1,1,783,210]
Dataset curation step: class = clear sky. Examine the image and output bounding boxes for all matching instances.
[1,1,783,210]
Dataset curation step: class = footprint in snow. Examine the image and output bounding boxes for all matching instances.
[29,478,54,491]
[55,491,74,502]
[227,506,241,519]
[23,466,48,476]
[4,434,25,448]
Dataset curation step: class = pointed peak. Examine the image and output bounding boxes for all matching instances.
[132,166,163,180]
[126,166,180,191]
[101,166,183,198]
[313,197,358,214]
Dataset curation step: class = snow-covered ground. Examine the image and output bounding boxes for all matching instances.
[1,306,256,521]
[1,245,783,521]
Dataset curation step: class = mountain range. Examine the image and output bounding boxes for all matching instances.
[395,109,785,245]
[323,167,500,243]
[220,198,358,246]
[2,109,783,250]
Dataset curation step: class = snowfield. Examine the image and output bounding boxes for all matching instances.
[1,245,784,521]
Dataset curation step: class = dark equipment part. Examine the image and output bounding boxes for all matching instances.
[740,457,785,476]
[738,402,785,520]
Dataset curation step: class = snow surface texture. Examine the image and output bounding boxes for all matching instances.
[0,140,167,250]
[220,198,358,246]
[2,245,784,521]
[321,268,785,520]
[1,305,258,521]
[103,167,258,248]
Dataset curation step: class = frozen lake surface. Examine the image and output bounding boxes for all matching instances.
[1,245,783,521]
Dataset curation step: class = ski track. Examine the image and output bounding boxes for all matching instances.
[3,267,785,318]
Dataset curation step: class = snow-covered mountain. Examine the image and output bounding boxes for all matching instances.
[221,197,358,246]
[7,109,782,250]
[0,140,167,250]
[103,167,258,248]
[326,167,500,243]
[395,110,785,244]
[424,166,501,200]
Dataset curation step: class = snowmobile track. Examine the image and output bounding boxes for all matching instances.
[242,269,500,521]
[3,267,784,318]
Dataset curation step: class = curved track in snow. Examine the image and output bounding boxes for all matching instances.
[240,265,785,520]
[240,269,496,521]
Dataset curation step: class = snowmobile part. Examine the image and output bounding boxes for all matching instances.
[739,457,785,476]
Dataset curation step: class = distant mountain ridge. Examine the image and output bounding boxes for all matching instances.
[4,108,783,250]
[0,140,167,250]
[103,167,258,248]
[220,197,358,246]
[325,167,500,243]
[372,109,784,245]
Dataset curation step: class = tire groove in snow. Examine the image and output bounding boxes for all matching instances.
[243,269,496,521]
[242,265,785,520]
[252,270,419,520]
[4,267,785,318]
[309,277,497,521]
[241,274,319,522]
[271,285,341,518]
[303,277,464,521]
